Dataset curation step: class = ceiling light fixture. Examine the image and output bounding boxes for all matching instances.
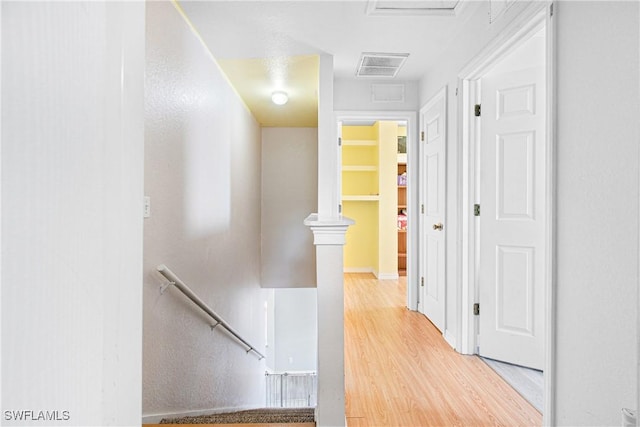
[271,91,288,105]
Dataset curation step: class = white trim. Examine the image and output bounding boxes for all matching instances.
[543,3,557,425]
[345,268,400,280]
[343,267,400,280]
[304,214,354,246]
[377,272,400,280]
[457,1,555,424]
[342,195,380,202]
[444,330,457,350]
[0,1,3,412]
[335,110,419,310]
[342,139,377,146]
[142,404,261,424]
[344,267,375,274]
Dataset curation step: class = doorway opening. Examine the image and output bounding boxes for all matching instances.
[335,111,418,308]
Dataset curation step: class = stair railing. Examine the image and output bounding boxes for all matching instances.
[157,264,265,360]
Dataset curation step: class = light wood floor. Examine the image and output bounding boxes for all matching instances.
[344,273,541,427]
[145,424,314,427]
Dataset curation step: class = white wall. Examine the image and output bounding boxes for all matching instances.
[335,79,419,111]
[554,2,638,425]
[270,289,318,372]
[1,2,144,425]
[143,1,266,420]
[261,128,317,288]
[419,1,639,425]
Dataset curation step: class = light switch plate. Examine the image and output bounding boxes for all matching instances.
[143,196,151,218]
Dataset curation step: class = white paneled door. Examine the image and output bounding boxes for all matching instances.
[419,87,447,332]
[478,65,546,370]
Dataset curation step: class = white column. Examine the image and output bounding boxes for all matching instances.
[317,54,339,220]
[305,214,354,427]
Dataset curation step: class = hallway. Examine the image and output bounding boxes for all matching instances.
[344,273,541,426]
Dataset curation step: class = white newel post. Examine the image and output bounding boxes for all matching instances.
[305,214,354,427]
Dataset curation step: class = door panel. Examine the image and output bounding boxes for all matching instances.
[426,153,440,215]
[497,131,534,219]
[496,245,534,336]
[426,236,440,300]
[419,87,447,332]
[478,65,545,370]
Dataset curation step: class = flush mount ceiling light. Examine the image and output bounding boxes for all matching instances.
[356,52,409,78]
[271,91,289,105]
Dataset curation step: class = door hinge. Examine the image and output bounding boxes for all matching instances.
[455,87,459,96]
[421,131,425,142]
[473,303,480,316]
[338,204,342,214]
[338,137,342,146]
[474,104,481,117]
[421,277,424,287]
[550,3,554,17]
[421,204,425,214]
[474,204,480,216]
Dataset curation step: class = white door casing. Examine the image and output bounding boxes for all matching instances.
[458,3,555,422]
[477,64,546,371]
[335,111,419,309]
[419,87,447,332]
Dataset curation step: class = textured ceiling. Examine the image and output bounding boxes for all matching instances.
[180,0,480,127]
[217,55,319,127]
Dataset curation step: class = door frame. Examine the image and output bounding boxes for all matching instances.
[457,1,556,423]
[335,110,418,309]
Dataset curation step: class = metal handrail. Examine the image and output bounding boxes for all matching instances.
[157,264,265,360]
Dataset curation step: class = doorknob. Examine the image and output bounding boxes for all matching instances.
[433,223,443,231]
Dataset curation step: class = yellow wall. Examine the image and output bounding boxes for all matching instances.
[377,121,398,277]
[343,202,378,269]
[342,122,399,277]
[342,125,378,270]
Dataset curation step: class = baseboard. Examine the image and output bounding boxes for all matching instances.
[376,272,399,280]
[344,267,374,274]
[142,404,260,424]
[444,330,457,350]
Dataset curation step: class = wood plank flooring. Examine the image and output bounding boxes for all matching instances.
[344,273,541,427]
[145,424,314,427]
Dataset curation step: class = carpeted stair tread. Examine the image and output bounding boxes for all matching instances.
[160,408,315,424]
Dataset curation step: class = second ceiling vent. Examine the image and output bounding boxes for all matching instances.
[356,52,409,78]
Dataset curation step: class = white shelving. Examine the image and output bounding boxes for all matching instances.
[342,165,378,172]
[342,139,377,146]
[342,195,380,202]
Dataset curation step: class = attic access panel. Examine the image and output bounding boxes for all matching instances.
[367,0,462,16]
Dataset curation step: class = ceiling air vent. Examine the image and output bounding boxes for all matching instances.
[366,0,463,16]
[356,53,409,78]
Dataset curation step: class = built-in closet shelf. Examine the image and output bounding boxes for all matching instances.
[342,195,380,202]
[342,139,377,146]
[342,165,378,172]
[398,161,408,277]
